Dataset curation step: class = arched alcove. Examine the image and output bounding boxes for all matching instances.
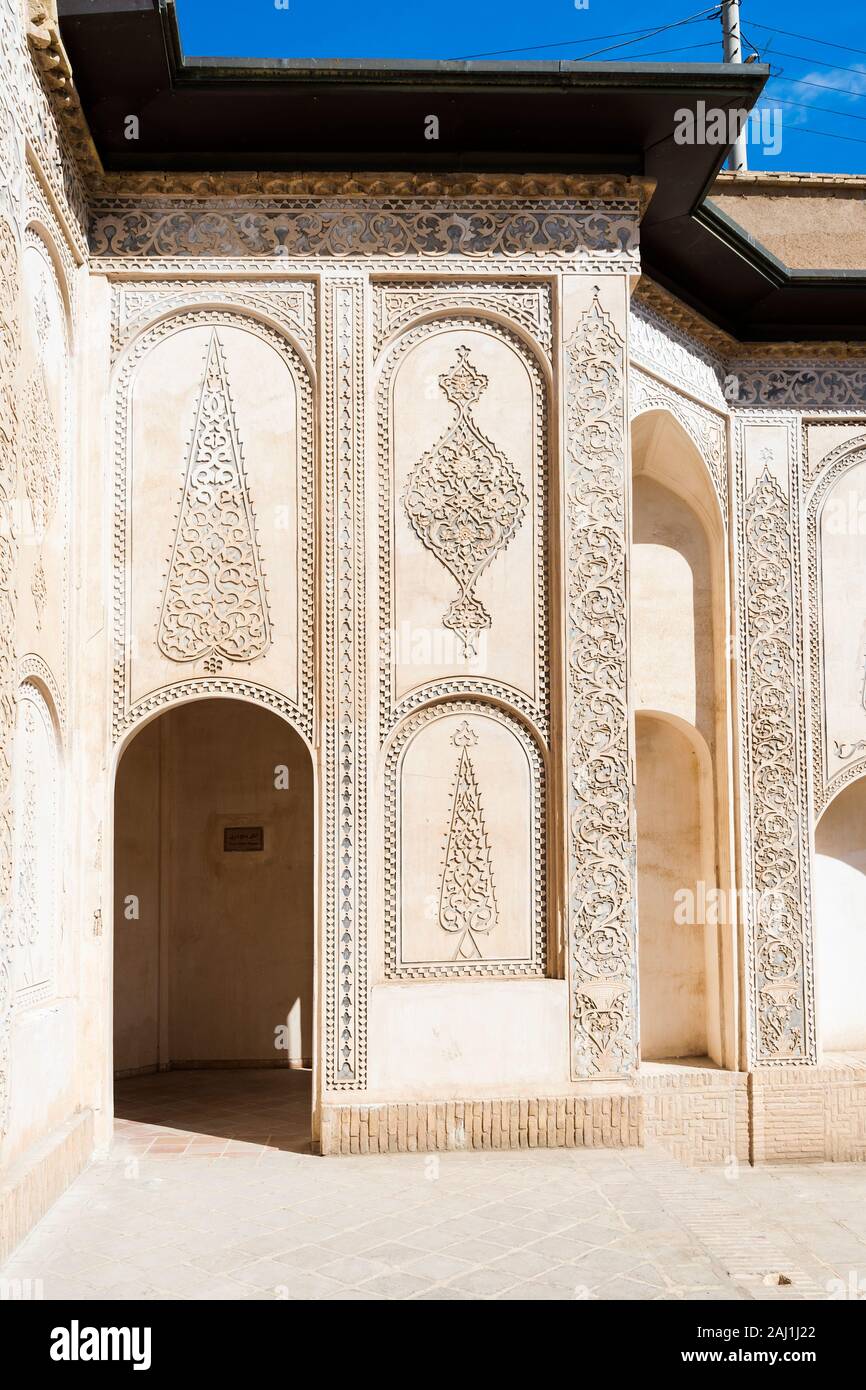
[631,410,734,1067]
[113,697,314,1149]
[815,778,866,1053]
[636,712,715,1060]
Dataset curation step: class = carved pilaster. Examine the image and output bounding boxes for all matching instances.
[323,277,367,1088]
[562,283,637,1079]
[735,423,816,1065]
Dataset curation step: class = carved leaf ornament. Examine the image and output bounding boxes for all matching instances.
[158,330,271,665]
[403,347,528,657]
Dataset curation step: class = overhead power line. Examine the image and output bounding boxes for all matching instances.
[451,8,719,62]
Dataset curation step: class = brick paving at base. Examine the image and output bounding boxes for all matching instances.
[3,1070,866,1301]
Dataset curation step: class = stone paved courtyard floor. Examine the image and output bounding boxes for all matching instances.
[4,1071,866,1301]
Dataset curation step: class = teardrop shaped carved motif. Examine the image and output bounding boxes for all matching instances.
[438,721,499,960]
[403,347,528,657]
[157,330,271,665]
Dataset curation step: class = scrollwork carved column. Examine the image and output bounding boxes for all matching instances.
[322,276,368,1089]
[735,424,816,1065]
[562,281,638,1079]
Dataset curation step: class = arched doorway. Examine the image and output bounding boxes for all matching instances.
[815,779,866,1054]
[113,698,314,1151]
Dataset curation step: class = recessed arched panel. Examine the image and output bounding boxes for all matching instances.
[810,450,866,809]
[378,318,548,740]
[815,776,866,1052]
[385,701,546,979]
[113,313,314,743]
[12,683,60,1008]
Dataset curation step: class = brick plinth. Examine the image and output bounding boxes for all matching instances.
[319,1093,644,1156]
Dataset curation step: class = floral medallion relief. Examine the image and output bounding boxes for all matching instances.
[380,319,547,740]
[385,704,546,979]
[117,314,313,739]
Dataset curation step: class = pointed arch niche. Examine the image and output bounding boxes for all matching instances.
[630,409,736,1068]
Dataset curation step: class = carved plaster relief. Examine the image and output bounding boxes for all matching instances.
[113,312,313,741]
[111,281,316,362]
[807,438,866,810]
[379,318,548,740]
[385,703,546,979]
[18,238,67,672]
[373,280,552,359]
[404,347,528,658]
[157,330,271,668]
[322,277,367,1087]
[12,683,58,1008]
[737,422,816,1065]
[563,286,637,1079]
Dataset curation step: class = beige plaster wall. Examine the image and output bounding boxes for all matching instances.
[815,778,866,1052]
[114,699,314,1073]
[709,179,866,271]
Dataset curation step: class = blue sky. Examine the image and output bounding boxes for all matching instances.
[175,1,866,174]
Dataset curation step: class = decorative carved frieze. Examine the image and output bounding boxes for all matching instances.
[563,289,637,1079]
[736,427,816,1066]
[384,702,546,980]
[89,198,641,264]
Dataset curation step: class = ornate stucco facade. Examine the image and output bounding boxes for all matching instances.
[3,0,866,1260]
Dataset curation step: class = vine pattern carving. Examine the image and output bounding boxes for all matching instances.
[740,460,815,1063]
[564,290,636,1079]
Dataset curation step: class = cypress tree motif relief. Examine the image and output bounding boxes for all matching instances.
[438,720,499,960]
[157,330,271,667]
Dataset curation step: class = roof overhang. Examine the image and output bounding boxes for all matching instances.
[56,0,866,341]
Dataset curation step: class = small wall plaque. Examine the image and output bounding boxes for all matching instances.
[223,826,264,853]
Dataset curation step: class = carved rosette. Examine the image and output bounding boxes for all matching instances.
[403,347,528,657]
[742,466,815,1063]
[157,330,271,667]
[564,291,637,1078]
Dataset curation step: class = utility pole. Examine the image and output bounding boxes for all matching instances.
[721,0,748,172]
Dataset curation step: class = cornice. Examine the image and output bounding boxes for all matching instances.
[91,170,655,209]
[26,1,104,188]
[633,275,866,363]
